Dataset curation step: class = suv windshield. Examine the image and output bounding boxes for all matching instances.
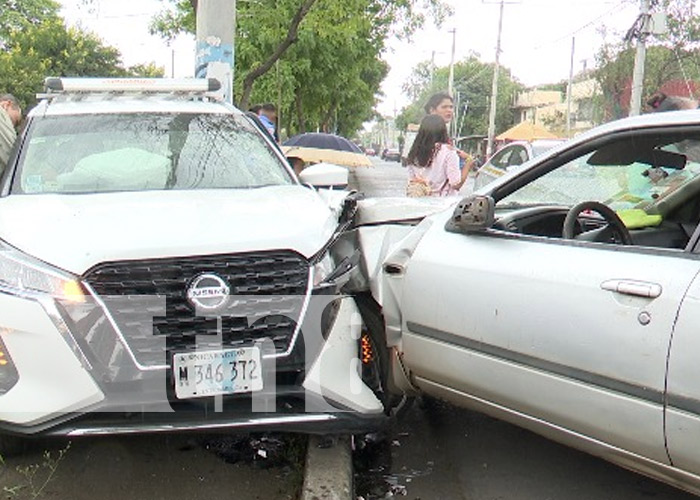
[13,112,294,194]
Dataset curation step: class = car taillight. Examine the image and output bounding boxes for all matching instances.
[0,332,19,394]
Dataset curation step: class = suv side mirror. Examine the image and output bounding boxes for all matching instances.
[445,194,495,233]
[299,163,349,189]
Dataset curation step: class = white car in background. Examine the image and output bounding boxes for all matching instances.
[473,138,565,190]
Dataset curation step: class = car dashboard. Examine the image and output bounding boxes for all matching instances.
[493,205,691,250]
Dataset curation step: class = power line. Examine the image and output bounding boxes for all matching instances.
[532,0,634,51]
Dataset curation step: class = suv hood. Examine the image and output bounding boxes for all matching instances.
[0,186,341,275]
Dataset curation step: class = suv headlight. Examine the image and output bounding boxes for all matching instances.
[0,240,85,303]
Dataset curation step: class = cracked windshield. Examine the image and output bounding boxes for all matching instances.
[500,138,700,210]
[2,1,700,500]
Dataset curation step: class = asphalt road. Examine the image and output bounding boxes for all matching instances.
[352,159,697,500]
[0,433,304,500]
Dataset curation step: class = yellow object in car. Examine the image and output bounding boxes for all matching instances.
[617,208,663,229]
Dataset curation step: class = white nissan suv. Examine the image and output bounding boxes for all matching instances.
[0,78,387,453]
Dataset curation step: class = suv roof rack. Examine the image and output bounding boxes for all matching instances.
[41,77,221,96]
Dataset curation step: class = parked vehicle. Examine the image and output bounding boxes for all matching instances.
[473,139,565,190]
[0,77,383,453]
[381,148,401,162]
[361,109,700,497]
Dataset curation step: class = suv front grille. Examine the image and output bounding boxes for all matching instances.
[83,251,310,367]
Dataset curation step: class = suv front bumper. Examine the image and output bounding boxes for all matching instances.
[0,293,385,435]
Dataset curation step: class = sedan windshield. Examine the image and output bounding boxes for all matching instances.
[499,138,700,211]
[13,113,294,194]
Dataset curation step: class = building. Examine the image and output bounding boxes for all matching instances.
[513,79,602,136]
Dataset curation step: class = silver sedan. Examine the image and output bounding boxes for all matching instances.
[367,109,700,496]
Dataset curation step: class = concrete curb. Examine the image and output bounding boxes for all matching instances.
[301,435,353,500]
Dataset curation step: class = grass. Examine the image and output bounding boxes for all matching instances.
[0,442,71,499]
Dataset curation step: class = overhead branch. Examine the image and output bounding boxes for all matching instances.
[239,0,318,110]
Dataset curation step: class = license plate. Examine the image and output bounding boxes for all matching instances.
[173,347,263,399]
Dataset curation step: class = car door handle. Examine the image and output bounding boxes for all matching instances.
[600,279,662,298]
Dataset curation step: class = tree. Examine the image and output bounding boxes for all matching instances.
[0,14,165,110]
[126,63,166,78]
[150,0,451,136]
[396,55,522,138]
[594,1,700,120]
[0,0,60,46]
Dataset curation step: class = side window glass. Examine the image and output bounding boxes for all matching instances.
[496,133,700,250]
[508,147,527,166]
[491,148,512,168]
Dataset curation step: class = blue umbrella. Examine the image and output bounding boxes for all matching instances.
[283,133,363,153]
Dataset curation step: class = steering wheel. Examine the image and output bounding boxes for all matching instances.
[562,201,633,245]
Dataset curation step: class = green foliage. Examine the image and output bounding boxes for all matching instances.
[0,17,126,110]
[0,8,165,111]
[126,62,166,78]
[594,2,700,120]
[396,55,522,137]
[595,44,700,120]
[0,0,60,45]
[150,0,450,137]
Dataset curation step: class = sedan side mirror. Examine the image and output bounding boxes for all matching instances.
[298,162,349,190]
[445,194,495,233]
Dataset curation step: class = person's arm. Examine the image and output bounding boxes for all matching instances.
[443,146,470,190]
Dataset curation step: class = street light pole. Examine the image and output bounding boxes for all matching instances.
[195,0,236,104]
[566,36,575,136]
[486,0,505,158]
[448,29,456,98]
[629,0,650,116]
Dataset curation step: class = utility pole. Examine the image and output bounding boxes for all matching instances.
[453,91,461,139]
[448,29,457,138]
[276,59,282,138]
[448,29,456,96]
[486,0,505,158]
[195,0,236,104]
[566,37,575,137]
[430,50,436,89]
[629,0,650,116]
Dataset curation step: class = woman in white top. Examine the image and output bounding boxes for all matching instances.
[405,114,471,197]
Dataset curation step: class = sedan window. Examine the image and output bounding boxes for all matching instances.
[508,147,528,166]
[490,147,515,168]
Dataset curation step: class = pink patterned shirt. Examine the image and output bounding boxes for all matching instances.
[407,143,461,197]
